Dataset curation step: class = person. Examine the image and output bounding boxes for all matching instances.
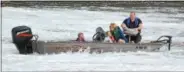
[105,31,115,43]
[109,23,128,43]
[76,32,85,42]
[121,12,143,43]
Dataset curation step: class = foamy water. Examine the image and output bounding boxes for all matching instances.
[2,7,184,71]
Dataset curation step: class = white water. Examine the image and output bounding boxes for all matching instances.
[2,7,184,71]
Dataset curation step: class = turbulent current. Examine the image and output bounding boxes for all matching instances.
[2,3,184,71]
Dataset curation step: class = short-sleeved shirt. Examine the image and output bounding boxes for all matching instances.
[123,18,142,28]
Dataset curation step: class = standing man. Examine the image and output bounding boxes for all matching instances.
[121,12,143,43]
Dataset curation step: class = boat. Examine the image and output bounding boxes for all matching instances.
[11,26,172,54]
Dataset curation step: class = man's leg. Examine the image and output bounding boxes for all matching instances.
[130,36,136,43]
[134,33,142,43]
[125,35,130,43]
[126,35,141,43]
[118,39,125,44]
[125,35,135,43]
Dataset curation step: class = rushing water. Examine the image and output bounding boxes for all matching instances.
[2,1,184,71]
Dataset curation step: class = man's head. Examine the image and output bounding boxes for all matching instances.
[130,11,136,21]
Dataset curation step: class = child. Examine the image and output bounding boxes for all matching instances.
[106,31,115,43]
[109,23,127,43]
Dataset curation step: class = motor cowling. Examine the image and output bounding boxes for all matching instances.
[92,27,106,42]
[12,26,33,54]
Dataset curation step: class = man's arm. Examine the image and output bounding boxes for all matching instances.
[121,23,127,30]
[121,19,128,30]
[137,23,143,30]
[137,18,143,31]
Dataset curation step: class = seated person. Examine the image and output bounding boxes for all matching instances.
[76,32,85,42]
[121,12,143,43]
[105,31,115,43]
[109,23,128,43]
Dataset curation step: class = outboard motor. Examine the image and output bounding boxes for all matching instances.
[12,26,33,54]
[92,27,106,42]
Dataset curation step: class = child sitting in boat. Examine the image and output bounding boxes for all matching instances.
[106,31,115,43]
[107,23,128,43]
[76,32,85,42]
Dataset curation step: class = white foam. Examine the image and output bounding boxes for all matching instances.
[2,7,184,71]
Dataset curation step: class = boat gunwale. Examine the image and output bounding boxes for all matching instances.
[36,40,166,46]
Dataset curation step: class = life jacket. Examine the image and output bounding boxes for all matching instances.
[126,17,139,28]
[111,27,128,43]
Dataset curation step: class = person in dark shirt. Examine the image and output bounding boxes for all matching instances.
[121,12,143,43]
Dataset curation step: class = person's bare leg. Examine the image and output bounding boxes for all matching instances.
[118,39,125,44]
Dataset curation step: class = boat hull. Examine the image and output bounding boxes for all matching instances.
[32,41,165,54]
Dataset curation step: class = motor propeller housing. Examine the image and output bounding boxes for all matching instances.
[11,26,33,54]
[92,27,106,42]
